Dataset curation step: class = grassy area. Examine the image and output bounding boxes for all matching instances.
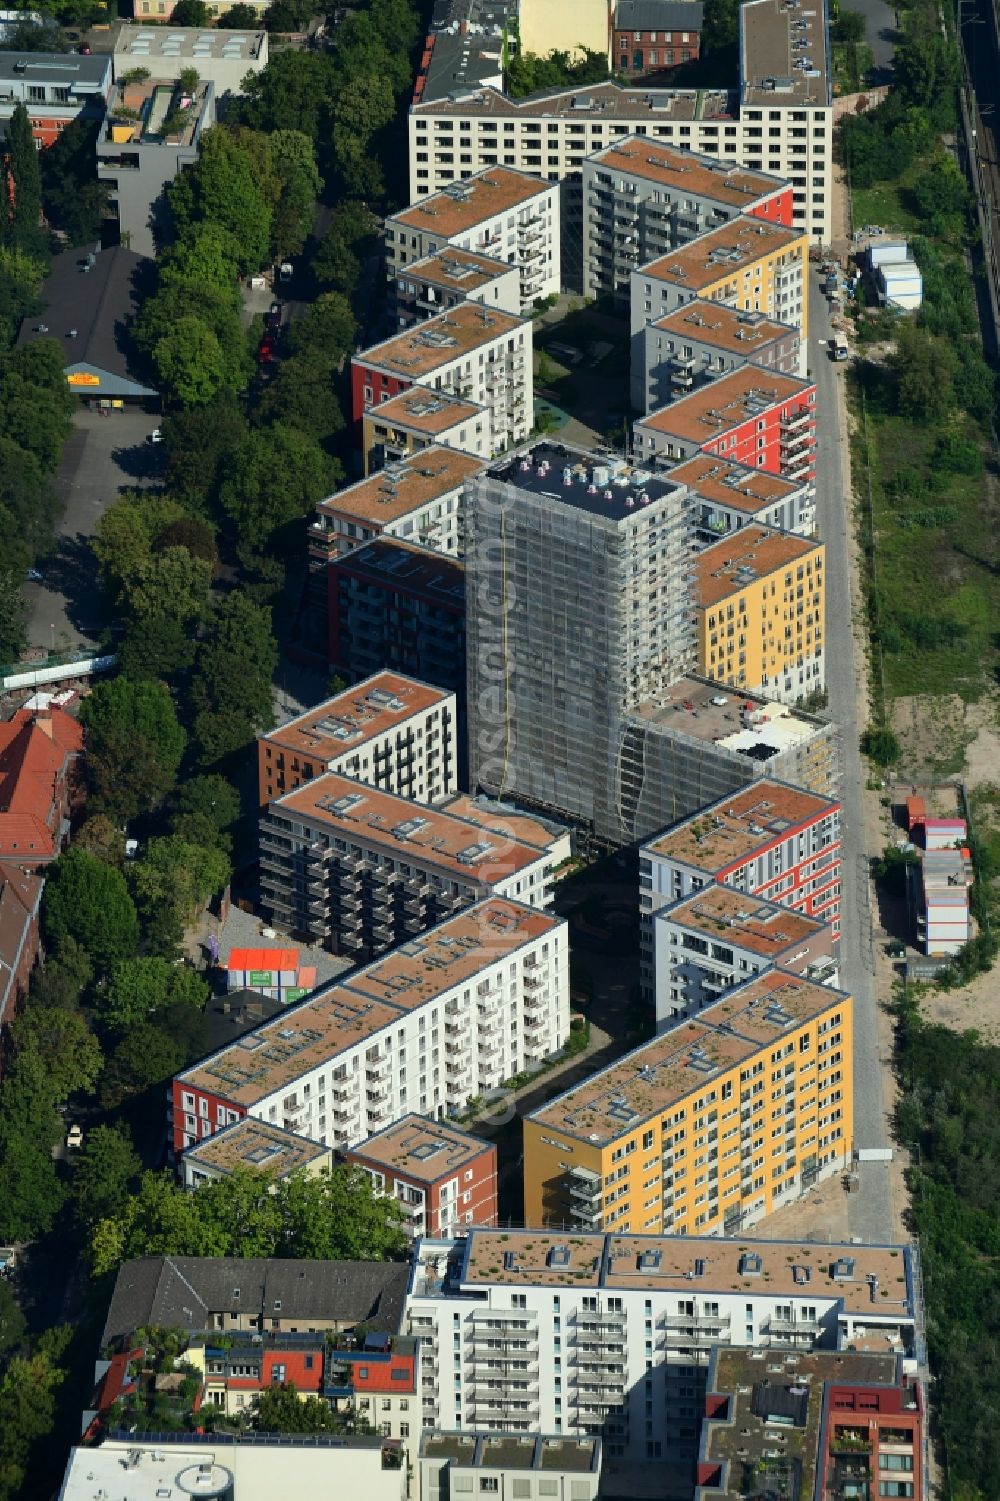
[832,39,874,92]
[850,160,926,238]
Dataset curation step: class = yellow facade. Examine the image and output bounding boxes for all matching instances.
[696,527,824,697]
[523,986,852,1236]
[700,235,809,343]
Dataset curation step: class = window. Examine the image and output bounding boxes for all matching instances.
[480,1480,500,1493]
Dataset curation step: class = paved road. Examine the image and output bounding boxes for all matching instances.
[810,281,893,1243]
[852,0,898,76]
[24,406,162,653]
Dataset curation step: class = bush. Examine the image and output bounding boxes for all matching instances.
[860,724,900,766]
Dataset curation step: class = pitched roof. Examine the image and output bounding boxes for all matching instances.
[0,861,43,1023]
[0,707,83,862]
[101,1255,410,1350]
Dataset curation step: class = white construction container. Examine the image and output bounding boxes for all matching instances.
[878,261,923,311]
[868,240,909,269]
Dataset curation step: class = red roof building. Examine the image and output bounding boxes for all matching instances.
[0,706,84,867]
[0,861,43,1033]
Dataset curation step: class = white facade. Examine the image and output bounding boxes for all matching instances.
[57,1438,407,1501]
[394,249,523,327]
[920,850,971,956]
[386,171,561,313]
[312,447,484,562]
[667,455,816,542]
[419,1433,602,1501]
[405,1231,918,1462]
[641,303,803,414]
[176,900,570,1153]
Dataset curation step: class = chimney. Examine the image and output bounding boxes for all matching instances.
[34,711,54,740]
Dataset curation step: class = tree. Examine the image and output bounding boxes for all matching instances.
[162,394,247,512]
[893,32,959,127]
[40,115,107,244]
[0,570,26,666]
[220,426,334,552]
[170,0,210,21]
[118,613,197,684]
[239,47,336,139]
[255,1382,364,1434]
[155,316,232,408]
[280,1166,407,1261]
[2,104,45,259]
[312,202,376,294]
[99,1017,193,1110]
[159,223,243,297]
[0,1131,66,1244]
[29,936,93,1011]
[130,837,230,953]
[99,956,209,1034]
[329,74,395,197]
[0,1331,71,1501]
[832,7,866,42]
[71,1123,142,1231]
[255,351,347,446]
[168,128,273,275]
[42,848,140,969]
[269,129,320,259]
[0,245,44,345]
[80,678,186,821]
[263,0,317,32]
[135,283,250,401]
[0,1284,26,1363]
[191,594,277,763]
[861,723,900,766]
[172,774,241,834]
[285,291,356,363]
[0,341,75,474]
[10,1005,103,1105]
[75,814,125,869]
[217,1,260,22]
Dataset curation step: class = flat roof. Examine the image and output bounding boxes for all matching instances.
[667,453,802,512]
[695,523,822,608]
[703,1348,902,1501]
[260,673,452,761]
[365,385,486,437]
[180,899,561,1106]
[653,299,796,356]
[486,441,687,523]
[391,166,551,237]
[400,245,515,294]
[629,676,828,758]
[270,773,551,883]
[644,778,839,871]
[589,137,784,207]
[0,48,110,85]
[528,967,847,1141]
[660,885,827,956]
[181,1118,331,1178]
[114,21,266,60]
[639,215,805,291]
[420,1434,599,1473]
[639,366,813,443]
[317,447,484,527]
[412,79,733,122]
[348,1113,493,1184]
[740,0,831,108]
[332,539,465,610]
[450,1231,913,1317]
[441,793,570,852]
[339,901,562,1011]
[356,302,525,380]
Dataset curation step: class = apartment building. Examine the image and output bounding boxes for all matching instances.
[180,1116,332,1189]
[466,442,695,841]
[386,168,561,313]
[111,23,268,97]
[171,898,569,1155]
[258,673,457,810]
[408,0,833,249]
[654,884,837,1031]
[525,966,852,1236]
[0,50,111,147]
[346,1114,498,1240]
[583,138,790,302]
[310,449,482,568]
[393,246,522,327]
[420,1433,601,1501]
[668,452,815,542]
[613,0,704,77]
[630,218,807,400]
[634,367,817,490]
[405,1231,920,1460]
[260,772,564,955]
[351,304,532,459]
[640,300,801,414]
[639,778,841,996]
[327,540,466,713]
[96,75,215,259]
[363,387,491,475]
[697,1348,925,1501]
[695,524,825,702]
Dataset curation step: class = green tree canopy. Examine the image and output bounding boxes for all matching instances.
[0,1329,71,1500]
[100,1009,208,1111]
[190,593,277,764]
[219,426,334,552]
[9,1005,103,1105]
[71,1123,142,1230]
[2,103,45,258]
[170,0,210,22]
[42,847,140,969]
[162,393,248,513]
[130,836,230,953]
[312,201,377,294]
[98,956,210,1035]
[40,115,107,245]
[29,935,93,1011]
[0,340,75,475]
[155,316,232,408]
[159,223,243,297]
[238,47,336,139]
[269,129,320,259]
[0,245,44,345]
[329,74,395,197]
[91,1165,407,1274]
[80,677,187,821]
[255,1382,369,1433]
[168,127,273,274]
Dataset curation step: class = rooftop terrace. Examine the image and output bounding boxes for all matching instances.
[261,673,452,760]
[644,777,839,871]
[589,137,785,207]
[364,385,486,437]
[104,74,210,148]
[629,677,829,762]
[695,524,821,609]
[317,448,483,527]
[181,1118,331,1179]
[356,303,524,380]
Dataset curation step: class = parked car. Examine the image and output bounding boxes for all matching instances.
[258,339,274,364]
[66,1124,83,1149]
[25,568,43,583]
[148,427,162,443]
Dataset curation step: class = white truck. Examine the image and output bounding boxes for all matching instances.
[829,332,849,361]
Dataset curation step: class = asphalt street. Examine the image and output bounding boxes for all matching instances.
[24,406,162,654]
[809,282,893,1243]
[852,0,899,76]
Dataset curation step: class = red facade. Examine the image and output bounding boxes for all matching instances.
[346,1137,499,1236]
[171,1078,244,1158]
[715,802,842,933]
[821,1380,924,1501]
[614,26,701,75]
[748,187,796,228]
[699,387,817,484]
[350,359,411,449]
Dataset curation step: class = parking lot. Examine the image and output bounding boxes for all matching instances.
[24,405,162,654]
